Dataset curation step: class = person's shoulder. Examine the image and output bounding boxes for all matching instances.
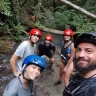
[19,41,29,46]
[84,77,96,96]
[70,42,74,48]
[50,42,55,47]
[23,41,29,44]
[71,42,74,45]
[20,40,27,44]
[8,76,22,90]
[86,84,96,96]
[3,77,20,95]
[39,41,44,45]
[9,77,20,85]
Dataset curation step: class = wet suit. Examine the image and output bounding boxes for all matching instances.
[3,76,33,96]
[38,41,56,58]
[63,73,96,96]
[61,41,72,65]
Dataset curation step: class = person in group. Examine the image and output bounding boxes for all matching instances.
[3,55,46,96]
[63,32,96,96]
[10,28,42,76]
[54,29,75,86]
[37,34,56,71]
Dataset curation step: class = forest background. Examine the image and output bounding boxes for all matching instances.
[0,0,96,41]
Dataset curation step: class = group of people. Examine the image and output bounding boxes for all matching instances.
[3,28,56,96]
[3,28,96,96]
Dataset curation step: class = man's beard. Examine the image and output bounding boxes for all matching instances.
[74,57,96,75]
[45,44,49,47]
[45,42,50,47]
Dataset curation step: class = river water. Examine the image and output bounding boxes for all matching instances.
[0,33,64,96]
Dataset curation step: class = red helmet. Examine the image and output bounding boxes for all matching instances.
[44,35,53,41]
[63,29,74,36]
[29,28,42,37]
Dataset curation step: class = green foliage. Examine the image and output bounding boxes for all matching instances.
[42,8,54,27]
[0,22,5,31]
[24,0,35,14]
[34,21,44,29]
[0,0,96,38]
[0,0,11,16]
[0,0,25,41]
[11,23,25,41]
[40,4,96,32]
[84,0,96,14]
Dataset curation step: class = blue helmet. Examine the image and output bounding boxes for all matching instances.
[22,55,46,71]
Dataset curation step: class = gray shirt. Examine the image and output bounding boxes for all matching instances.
[14,41,36,72]
[3,76,33,96]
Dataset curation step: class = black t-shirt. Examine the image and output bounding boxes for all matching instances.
[63,73,96,96]
[38,41,56,55]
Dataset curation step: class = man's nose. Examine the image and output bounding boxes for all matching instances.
[79,50,86,57]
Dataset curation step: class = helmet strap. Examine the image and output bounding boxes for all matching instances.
[29,35,35,45]
[22,70,30,81]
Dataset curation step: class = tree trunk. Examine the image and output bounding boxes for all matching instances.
[40,27,63,35]
[60,0,96,19]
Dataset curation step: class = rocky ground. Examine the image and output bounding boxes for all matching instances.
[33,46,65,96]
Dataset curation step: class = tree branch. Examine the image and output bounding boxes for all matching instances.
[60,0,96,19]
[40,27,63,35]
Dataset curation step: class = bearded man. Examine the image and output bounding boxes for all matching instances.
[63,32,96,96]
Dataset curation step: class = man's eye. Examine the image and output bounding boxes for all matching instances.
[87,50,92,53]
[76,49,81,52]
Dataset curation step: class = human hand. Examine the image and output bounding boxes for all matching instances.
[50,57,54,62]
[63,67,67,73]
[14,71,21,76]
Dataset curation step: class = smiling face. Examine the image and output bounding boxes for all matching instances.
[24,64,41,80]
[64,35,71,41]
[75,43,96,75]
[44,40,51,47]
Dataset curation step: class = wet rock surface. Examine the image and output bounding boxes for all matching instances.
[0,41,21,96]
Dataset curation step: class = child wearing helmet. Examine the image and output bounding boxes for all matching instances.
[37,34,56,72]
[54,29,75,86]
[3,55,46,96]
[10,28,42,76]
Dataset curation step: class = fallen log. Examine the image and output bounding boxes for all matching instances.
[40,27,63,35]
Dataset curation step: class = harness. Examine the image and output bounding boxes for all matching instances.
[61,41,72,60]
